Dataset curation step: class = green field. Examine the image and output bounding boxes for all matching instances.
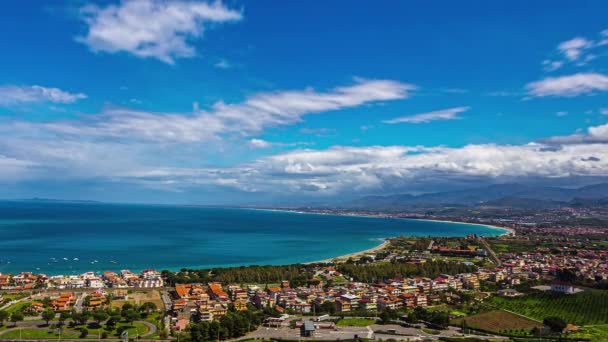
[4,300,33,313]
[336,318,377,327]
[452,310,542,336]
[488,290,608,326]
[568,325,608,341]
[0,322,150,340]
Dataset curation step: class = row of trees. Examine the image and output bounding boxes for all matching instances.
[406,307,450,328]
[0,301,158,328]
[0,311,24,326]
[337,260,477,282]
[162,264,321,286]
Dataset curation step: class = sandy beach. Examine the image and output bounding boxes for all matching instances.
[305,238,390,264]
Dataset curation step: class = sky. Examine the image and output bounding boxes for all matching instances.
[1,0,608,205]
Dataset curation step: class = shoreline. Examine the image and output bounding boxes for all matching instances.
[305,238,390,264]
[245,207,514,237]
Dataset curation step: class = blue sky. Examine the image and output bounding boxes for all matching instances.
[1,0,608,204]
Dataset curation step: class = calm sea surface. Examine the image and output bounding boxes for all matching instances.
[0,201,506,275]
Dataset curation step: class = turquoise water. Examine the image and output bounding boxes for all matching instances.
[0,201,505,275]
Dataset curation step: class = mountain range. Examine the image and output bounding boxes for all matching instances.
[347,183,608,209]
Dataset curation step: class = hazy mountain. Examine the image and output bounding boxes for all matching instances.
[348,183,608,209]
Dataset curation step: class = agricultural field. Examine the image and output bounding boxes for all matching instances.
[336,318,377,327]
[486,238,546,253]
[487,290,608,326]
[452,310,542,336]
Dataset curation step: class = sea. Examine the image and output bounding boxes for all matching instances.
[0,201,506,275]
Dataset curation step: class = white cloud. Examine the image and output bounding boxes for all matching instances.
[556,111,568,117]
[3,119,608,195]
[383,106,469,124]
[0,85,86,105]
[248,138,271,148]
[300,127,336,136]
[542,123,608,144]
[78,0,242,64]
[558,37,593,61]
[526,73,608,97]
[214,59,232,69]
[542,59,563,72]
[39,79,414,142]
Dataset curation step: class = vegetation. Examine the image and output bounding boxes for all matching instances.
[188,307,266,341]
[568,324,608,341]
[406,307,450,329]
[336,318,377,327]
[0,310,8,325]
[452,310,542,336]
[543,316,567,333]
[162,264,321,286]
[488,290,608,325]
[337,260,476,283]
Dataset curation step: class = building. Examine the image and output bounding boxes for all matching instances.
[300,320,315,337]
[550,282,579,294]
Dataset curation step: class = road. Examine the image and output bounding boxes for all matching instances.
[241,320,510,341]
[160,291,172,312]
[73,293,84,314]
[478,237,501,266]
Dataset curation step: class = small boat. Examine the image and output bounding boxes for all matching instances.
[73,258,79,261]
[63,257,68,261]
[110,260,117,264]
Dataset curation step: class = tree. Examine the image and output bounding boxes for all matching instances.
[0,310,9,325]
[544,316,567,333]
[58,312,71,326]
[42,310,56,325]
[106,314,120,329]
[140,302,157,313]
[92,310,109,325]
[123,309,139,326]
[79,328,89,338]
[10,312,24,326]
[380,308,398,324]
[73,311,91,325]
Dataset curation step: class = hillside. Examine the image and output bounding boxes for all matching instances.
[348,183,608,209]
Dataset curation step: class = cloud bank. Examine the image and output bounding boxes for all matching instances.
[0,85,86,105]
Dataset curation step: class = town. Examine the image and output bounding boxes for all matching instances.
[1,220,606,341]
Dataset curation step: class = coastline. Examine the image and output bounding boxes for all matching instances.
[305,238,390,264]
[246,207,514,265]
[408,218,515,237]
[245,207,514,237]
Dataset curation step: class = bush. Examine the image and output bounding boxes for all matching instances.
[101,331,108,339]
[80,328,89,338]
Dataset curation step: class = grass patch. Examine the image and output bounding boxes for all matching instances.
[0,328,81,339]
[336,318,376,327]
[568,325,608,341]
[487,290,608,326]
[421,328,440,335]
[452,310,542,336]
[4,301,32,313]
